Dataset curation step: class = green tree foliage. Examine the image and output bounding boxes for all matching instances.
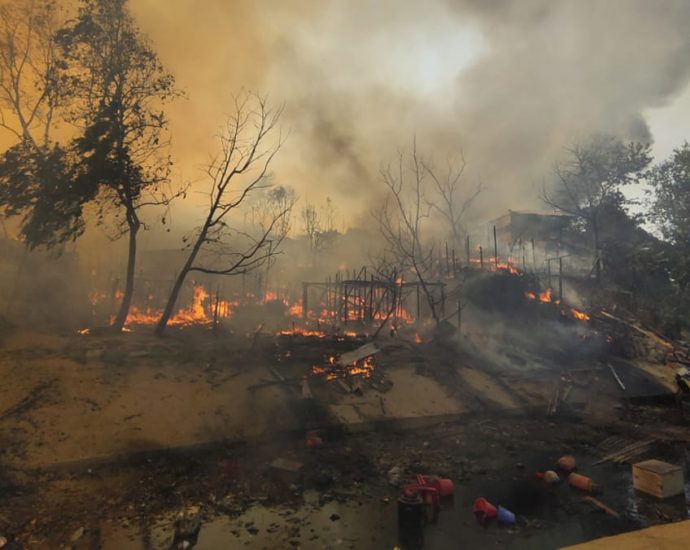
[0,141,97,247]
[0,0,82,249]
[55,0,180,330]
[647,142,690,294]
[542,134,652,279]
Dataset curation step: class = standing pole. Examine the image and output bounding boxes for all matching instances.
[213,286,221,332]
[465,235,470,266]
[445,241,450,277]
[302,282,308,320]
[479,245,484,270]
[493,225,498,269]
[416,283,421,321]
[558,257,563,303]
[547,259,552,290]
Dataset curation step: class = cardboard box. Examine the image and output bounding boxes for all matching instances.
[632,459,684,499]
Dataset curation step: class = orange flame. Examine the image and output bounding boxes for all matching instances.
[570,308,590,321]
[312,355,375,381]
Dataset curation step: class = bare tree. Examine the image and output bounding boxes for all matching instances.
[155,93,290,336]
[0,0,61,147]
[322,196,336,232]
[248,183,297,294]
[378,140,443,324]
[422,151,481,248]
[301,202,321,251]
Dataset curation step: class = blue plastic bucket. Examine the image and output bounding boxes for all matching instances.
[497,505,516,525]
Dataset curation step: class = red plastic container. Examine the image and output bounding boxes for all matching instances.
[473,497,497,520]
[417,475,454,498]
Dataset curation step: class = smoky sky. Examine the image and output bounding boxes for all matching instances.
[127,0,690,232]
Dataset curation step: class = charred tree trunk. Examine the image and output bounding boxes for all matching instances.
[592,217,601,283]
[111,216,140,332]
[155,235,205,336]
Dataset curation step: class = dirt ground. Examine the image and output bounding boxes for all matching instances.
[1,307,689,549]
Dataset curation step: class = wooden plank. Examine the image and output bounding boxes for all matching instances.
[337,342,380,366]
[608,363,626,391]
[594,440,654,465]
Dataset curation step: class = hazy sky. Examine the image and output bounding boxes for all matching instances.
[4,0,690,244]
[125,0,690,236]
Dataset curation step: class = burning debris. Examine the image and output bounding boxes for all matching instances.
[525,287,590,321]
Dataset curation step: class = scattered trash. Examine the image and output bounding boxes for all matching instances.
[543,470,560,484]
[400,474,453,523]
[632,459,684,498]
[387,465,403,486]
[497,505,516,525]
[172,506,201,550]
[408,474,454,499]
[556,455,576,473]
[269,457,304,484]
[583,496,620,518]
[398,490,425,547]
[305,430,323,448]
[607,363,626,391]
[473,497,498,521]
[70,526,85,542]
[595,437,655,465]
[569,473,601,493]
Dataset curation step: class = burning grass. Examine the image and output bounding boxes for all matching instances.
[525,287,591,321]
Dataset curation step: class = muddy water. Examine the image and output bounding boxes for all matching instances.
[86,462,690,550]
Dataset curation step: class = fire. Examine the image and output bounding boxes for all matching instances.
[288,303,303,317]
[469,256,521,275]
[570,308,590,321]
[525,287,590,322]
[539,288,552,303]
[414,333,423,344]
[525,287,559,304]
[311,355,375,381]
[279,328,327,338]
[90,284,235,331]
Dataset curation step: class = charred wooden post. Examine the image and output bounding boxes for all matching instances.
[465,235,470,266]
[368,275,374,322]
[493,225,498,269]
[416,283,421,321]
[547,259,552,290]
[479,245,484,270]
[445,241,450,277]
[558,257,563,302]
[302,282,308,320]
[440,285,446,318]
[213,287,220,332]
